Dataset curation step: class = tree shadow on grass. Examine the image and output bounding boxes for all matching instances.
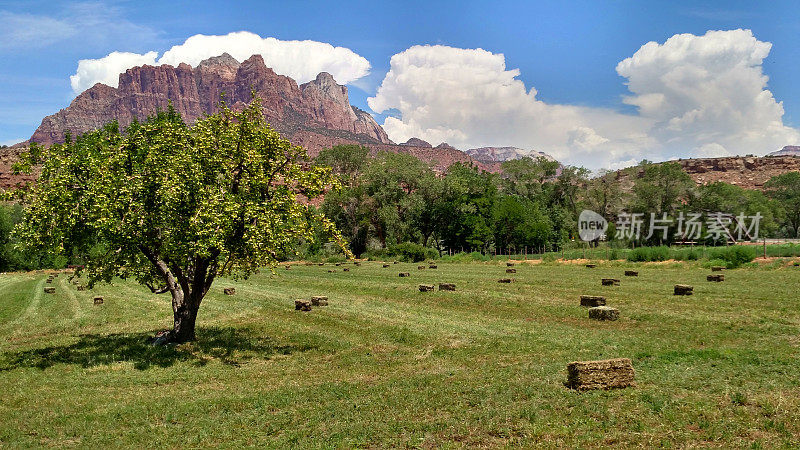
[0,327,321,371]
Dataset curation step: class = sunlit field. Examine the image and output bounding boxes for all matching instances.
[2,259,800,447]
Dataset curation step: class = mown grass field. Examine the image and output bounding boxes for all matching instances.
[2,259,800,447]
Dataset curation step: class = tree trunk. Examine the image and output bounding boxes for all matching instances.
[171,301,200,343]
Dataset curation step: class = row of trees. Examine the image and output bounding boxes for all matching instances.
[315,145,800,257]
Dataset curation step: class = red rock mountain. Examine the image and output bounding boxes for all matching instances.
[31,53,390,148]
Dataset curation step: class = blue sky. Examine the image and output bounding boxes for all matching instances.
[1,0,798,168]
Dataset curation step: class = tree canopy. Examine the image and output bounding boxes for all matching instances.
[12,100,344,343]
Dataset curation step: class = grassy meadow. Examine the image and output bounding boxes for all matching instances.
[2,259,800,447]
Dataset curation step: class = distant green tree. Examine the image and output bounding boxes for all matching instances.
[314,145,370,185]
[500,156,559,200]
[583,169,625,219]
[362,152,433,247]
[691,182,780,239]
[492,196,552,251]
[765,172,800,237]
[12,100,343,343]
[439,163,498,252]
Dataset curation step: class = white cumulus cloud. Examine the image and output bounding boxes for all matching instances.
[616,29,798,160]
[368,45,654,168]
[69,31,370,95]
[368,30,799,168]
[70,51,158,93]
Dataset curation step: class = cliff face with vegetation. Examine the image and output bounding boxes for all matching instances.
[677,155,800,190]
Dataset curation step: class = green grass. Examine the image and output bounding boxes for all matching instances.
[2,261,800,447]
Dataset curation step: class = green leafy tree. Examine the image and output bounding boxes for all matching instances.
[691,181,780,239]
[316,145,373,255]
[632,162,694,216]
[765,172,800,237]
[12,100,343,343]
[500,156,559,200]
[362,152,433,247]
[439,163,498,252]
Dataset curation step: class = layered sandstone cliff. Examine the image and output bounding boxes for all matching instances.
[30,54,390,147]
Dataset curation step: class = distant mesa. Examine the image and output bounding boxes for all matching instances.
[464,146,556,163]
[767,145,800,157]
[401,138,432,148]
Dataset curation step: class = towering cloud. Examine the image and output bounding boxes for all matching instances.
[616,29,798,159]
[70,31,370,94]
[369,30,799,167]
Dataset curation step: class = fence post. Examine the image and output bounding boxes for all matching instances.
[763,238,767,259]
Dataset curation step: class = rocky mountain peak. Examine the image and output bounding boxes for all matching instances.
[401,138,432,148]
[435,142,457,151]
[198,52,240,69]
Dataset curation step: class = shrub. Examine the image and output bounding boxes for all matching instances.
[627,246,670,262]
[709,246,756,268]
[371,242,437,262]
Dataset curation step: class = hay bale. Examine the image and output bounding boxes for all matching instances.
[311,296,328,306]
[588,306,619,321]
[419,284,434,292]
[354,262,362,266]
[318,263,325,266]
[343,268,350,272]
[285,265,291,270]
[601,278,620,286]
[335,263,341,266]
[44,287,55,294]
[674,284,693,295]
[327,269,336,273]
[580,295,606,307]
[498,278,513,283]
[383,264,390,268]
[707,274,724,282]
[295,299,312,311]
[399,272,410,277]
[506,262,515,267]
[711,266,725,272]
[439,283,456,291]
[393,261,399,264]
[93,297,104,305]
[417,265,426,270]
[586,264,597,269]
[624,270,638,277]
[305,262,314,266]
[224,287,236,295]
[566,358,635,391]
[506,268,516,274]
[46,279,53,284]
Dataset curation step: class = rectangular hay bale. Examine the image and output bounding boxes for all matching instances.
[439,283,456,291]
[567,358,635,391]
[674,284,693,295]
[311,296,328,306]
[588,306,619,321]
[580,295,606,307]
